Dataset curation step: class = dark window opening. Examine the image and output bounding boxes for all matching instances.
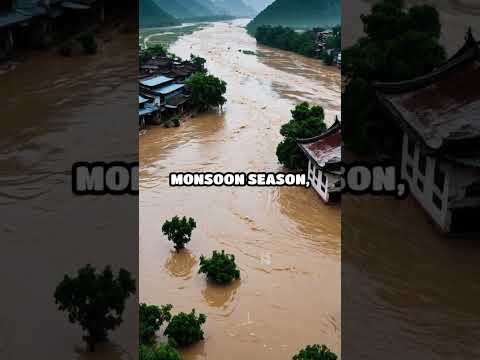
[417,178,424,192]
[407,138,415,158]
[322,174,327,184]
[434,165,445,191]
[433,193,443,210]
[418,153,427,175]
[406,164,413,178]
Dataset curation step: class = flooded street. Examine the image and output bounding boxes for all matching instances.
[0,33,138,359]
[139,19,341,360]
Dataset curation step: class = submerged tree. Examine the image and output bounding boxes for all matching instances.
[276,102,327,170]
[164,309,207,347]
[162,216,197,250]
[54,265,136,352]
[199,250,240,284]
[140,343,184,360]
[139,303,173,345]
[292,344,337,360]
[186,72,227,111]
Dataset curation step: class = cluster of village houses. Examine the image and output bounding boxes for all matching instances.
[138,54,201,128]
[313,28,341,66]
[305,31,480,235]
[0,0,107,61]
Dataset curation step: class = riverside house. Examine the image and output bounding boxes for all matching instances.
[374,30,480,234]
[1,0,105,61]
[298,118,342,203]
[139,74,190,125]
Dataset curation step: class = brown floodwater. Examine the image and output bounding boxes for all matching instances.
[139,19,341,360]
[0,32,138,359]
[343,2,480,359]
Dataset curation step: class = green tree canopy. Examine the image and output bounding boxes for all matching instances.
[54,265,136,352]
[342,0,446,153]
[164,309,207,347]
[199,250,241,284]
[162,216,197,250]
[140,343,184,360]
[186,72,227,111]
[140,303,173,345]
[276,102,327,170]
[292,344,337,360]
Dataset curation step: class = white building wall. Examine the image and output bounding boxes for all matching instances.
[401,133,451,231]
[307,159,340,202]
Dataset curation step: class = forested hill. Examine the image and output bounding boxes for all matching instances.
[153,0,196,19]
[247,0,340,33]
[212,0,256,16]
[140,0,179,27]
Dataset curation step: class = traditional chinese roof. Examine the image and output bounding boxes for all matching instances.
[374,33,480,153]
[297,119,341,170]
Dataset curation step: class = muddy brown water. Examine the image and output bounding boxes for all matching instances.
[0,33,138,359]
[343,2,480,359]
[139,19,341,360]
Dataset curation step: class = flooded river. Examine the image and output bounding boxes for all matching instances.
[139,19,341,360]
[343,2,480,359]
[0,32,138,359]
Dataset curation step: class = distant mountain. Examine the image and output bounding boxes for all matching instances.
[140,0,180,27]
[247,0,340,33]
[153,0,196,19]
[243,0,274,13]
[175,0,216,18]
[211,0,256,16]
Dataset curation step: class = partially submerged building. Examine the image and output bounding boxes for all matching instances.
[298,118,342,203]
[139,74,190,126]
[374,31,480,234]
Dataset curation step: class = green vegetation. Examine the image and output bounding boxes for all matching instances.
[186,72,227,111]
[140,0,179,28]
[343,0,445,153]
[140,303,173,345]
[255,25,316,57]
[247,0,340,33]
[276,102,327,170]
[162,216,197,250]
[164,309,207,347]
[54,265,136,352]
[292,344,337,360]
[140,24,207,49]
[189,54,207,73]
[140,344,184,360]
[199,250,241,284]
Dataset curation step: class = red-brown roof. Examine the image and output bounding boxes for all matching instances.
[298,121,341,168]
[375,42,480,151]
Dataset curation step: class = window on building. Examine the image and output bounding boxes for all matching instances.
[315,168,320,179]
[406,164,413,178]
[433,193,443,210]
[321,173,327,185]
[434,165,445,191]
[418,153,426,175]
[407,137,415,158]
[417,178,424,192]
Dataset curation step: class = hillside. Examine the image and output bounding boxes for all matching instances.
[246,0,340,33]
[212,0,256,16]
[140,0,180,27]
[153,0,196,19]
[243,0,274,12]
[175,0,216,17]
